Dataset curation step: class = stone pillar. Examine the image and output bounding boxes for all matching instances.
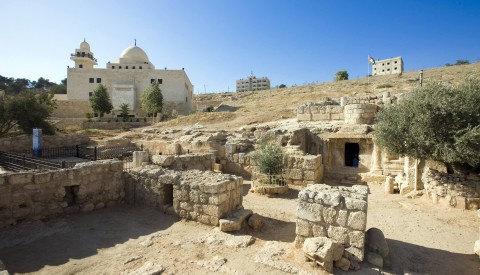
[371,144,382,174]
[385,176,394,194]
[475,210,480,258]
[340,97,347,107]
[133,151,148,168]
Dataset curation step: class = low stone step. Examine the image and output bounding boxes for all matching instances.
[219,209,253,232]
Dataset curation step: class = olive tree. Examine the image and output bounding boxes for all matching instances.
[250,143,285,175]
[374,75,480,172]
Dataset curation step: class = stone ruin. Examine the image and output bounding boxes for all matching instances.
[126,164,244,226]
[422,168,480,210]
[295,184,368,272]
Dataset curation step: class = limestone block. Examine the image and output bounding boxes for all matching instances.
[9,173,33,185]
[151,155,175,167]
[303,236,344,263]
[209,193,228,205]
[323,207,338,224]
[180,202,193,211]
[327,225,350,243]
[345,198,368,211]
[34,172,52,185]
[295,218,312,237]
[312,223,327,237]
[345,246,364,262]
[199,183,221,194]
[336,210,348,227]
[189,190,200,203]
[312,114,330,121]
[219,209,253,232]
[303,156,321,169]
[225,143,237,154]
[349,230,365,248]
[297,201,323,222]
[347,211,367,231]
[203,205,221,217]
[286,169,303,180]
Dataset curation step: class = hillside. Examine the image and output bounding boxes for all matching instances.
[162,63,480,130]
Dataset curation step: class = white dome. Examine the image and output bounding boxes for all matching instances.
[80,41,90,50]
[119,46,150,63]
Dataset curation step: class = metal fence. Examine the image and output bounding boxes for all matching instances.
[0,144,142,172]
[253,173,287,186]
[0,151,74,172]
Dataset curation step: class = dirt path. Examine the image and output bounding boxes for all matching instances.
[0,182,478,275]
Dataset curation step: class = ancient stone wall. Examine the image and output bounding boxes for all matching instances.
[297,105,344,122]
[0,134,90,152]
[222,139,254,179]
[282,154,323,186]
[83,121,152,130]
[422,168,480,210]
[0,160,125,228]
[126,166,243,226]
[151,153,214,171]
[344,104,378,125]
[295,184,368,268]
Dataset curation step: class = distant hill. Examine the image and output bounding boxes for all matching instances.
[172,63,480,129]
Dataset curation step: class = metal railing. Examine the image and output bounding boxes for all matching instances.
[0,144,143,172]
[253,173,287,186]
[0,152,74,172]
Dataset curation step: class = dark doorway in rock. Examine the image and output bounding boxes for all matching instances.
[345,142,360,167]
[64,186,79,206]
[163,184,174,205]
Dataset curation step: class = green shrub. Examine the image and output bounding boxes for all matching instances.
[250,143,284,175]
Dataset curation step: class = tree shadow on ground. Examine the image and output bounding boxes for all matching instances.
[378,239,478,275]
[0,205,177,274]
[242,213,296,243]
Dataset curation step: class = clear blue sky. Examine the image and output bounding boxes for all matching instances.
[1,0,479,93]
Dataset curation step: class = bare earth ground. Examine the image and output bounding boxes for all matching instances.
[0,182,478,275]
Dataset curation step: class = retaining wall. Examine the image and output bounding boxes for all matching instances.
[126,166,243,226]
[0,160,124,228]
[422,168,480,210]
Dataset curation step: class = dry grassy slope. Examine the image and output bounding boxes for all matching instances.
[165,63,480,129]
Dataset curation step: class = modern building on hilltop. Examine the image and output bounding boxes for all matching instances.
[65,40,193,117]
[372,56,404,76]
[236,73,270,92]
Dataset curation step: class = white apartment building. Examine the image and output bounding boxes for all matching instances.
[372,56,404,76]
[236,73,270,92]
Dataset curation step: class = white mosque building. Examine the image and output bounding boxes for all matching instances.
[65,40,193,117]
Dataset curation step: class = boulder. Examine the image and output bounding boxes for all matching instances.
[247,214,264,230]
[126,261,164,275]
[366,252,383,268]
[219,209,253,232]
[151,155,175,167]
[365,227,389,258]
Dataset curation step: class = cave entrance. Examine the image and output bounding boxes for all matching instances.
[64,186,79,207]
[345,142,360,167]
[163,184,174,205]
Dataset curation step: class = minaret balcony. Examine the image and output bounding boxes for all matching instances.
[70,53,97,62]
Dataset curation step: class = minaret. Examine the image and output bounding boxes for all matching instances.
[70,39,97,69]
